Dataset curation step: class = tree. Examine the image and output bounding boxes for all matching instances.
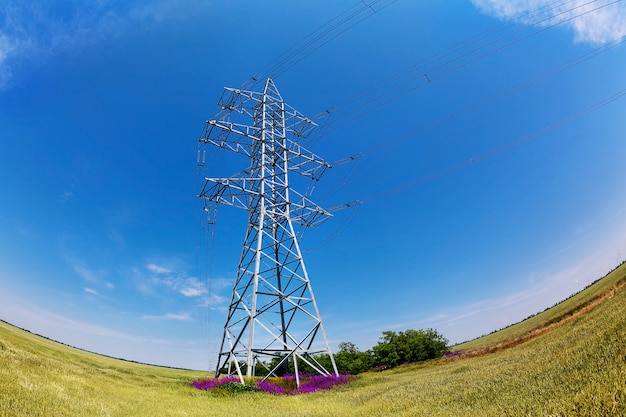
[372,328,448,368]
[334,342,374,374]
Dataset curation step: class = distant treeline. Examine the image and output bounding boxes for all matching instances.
[458,258,626,344]
[0,319,194,371]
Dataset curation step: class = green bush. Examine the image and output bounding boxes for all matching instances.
[372,328,448,368]
[334,342,375,374]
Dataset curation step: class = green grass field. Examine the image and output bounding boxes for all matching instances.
[2,262,625,416]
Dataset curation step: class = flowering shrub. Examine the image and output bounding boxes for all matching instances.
[191,375,242,390]
[443,350,463,358]
[192,373,352,395]
[256,379,286,395]
[260,373,352,395]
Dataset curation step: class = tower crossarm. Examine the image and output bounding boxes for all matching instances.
[274,187,332,228]
[199,177,331,227]
[200,119,259,158]
[200,119,331,180]
[217,85,317,139]
[285,141,332,180]
[198,175,258,211]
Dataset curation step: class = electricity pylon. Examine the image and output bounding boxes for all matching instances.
[198,78,338,385]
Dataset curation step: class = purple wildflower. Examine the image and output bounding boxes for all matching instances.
[192,373,353,395]
[256,373,351,395]
[256,380,286,395]
[191,375,241,390]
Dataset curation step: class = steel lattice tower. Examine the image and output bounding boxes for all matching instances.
[198,78,338,384]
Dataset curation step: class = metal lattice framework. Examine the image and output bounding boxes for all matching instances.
[198,78,338,385]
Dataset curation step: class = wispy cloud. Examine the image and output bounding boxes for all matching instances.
[472,0,626,44]
[0,32,19,88]
[331,216,626,351]
[399,232,626,345]
[71,261,101,284]
[13,220,37,238]
[66,257,114,291]
[199,278,232,310]
[147,263,172,275]
[179,279,206,297]
[135,261,233,313]
[141,312,192,321]
[83,287,98,295]
[139,261,210,298]
[0,293,207,368]
[58,191,74,203]
[0,0,204,90]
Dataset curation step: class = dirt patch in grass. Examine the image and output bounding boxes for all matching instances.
[451,279,626,360]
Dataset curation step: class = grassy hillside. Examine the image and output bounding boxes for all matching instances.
[1,263,625,416]
[454,260,626,353]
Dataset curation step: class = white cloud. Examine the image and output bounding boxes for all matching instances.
[0,293,207,368]
[178,277,208,297]
[169,277,208,298]
[0,33,17,88]
[141,262,211,298]
[198,278,232,309]
[141,312,192,321]
[71,262,100,283]
[472,0,626,44]
[136,262,231,313]
[66,257,113,292]
[0,34,14,63]
[13,220,37,238]
[58,191,74,203]
[146,263,172,274]
[404,229,626,345]
[199,292,229,310]
[0,0,206,90]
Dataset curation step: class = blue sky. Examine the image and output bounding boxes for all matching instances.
[1,0,625,370]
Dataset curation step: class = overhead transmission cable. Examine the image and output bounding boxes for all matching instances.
[314,4,624,238]
[303,0,624,248]
[314,0,575,120]
[217,0,400,247]
[320,0,623,135]
[319,3,625,210]
[314,33,625,243]
[322,0,615,123]
[195,151,217,369]
[242,0,399,90]
[354,34,626,159]
[360,85,626,204]
[312,0,624,138]
[205,0,622,248]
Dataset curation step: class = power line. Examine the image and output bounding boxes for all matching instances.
[316,31,624,215]
[241,0,400,90]
[312,0,623,137]
[301,1,624,247]
[358,34,625,157]
[360,85,626,203]
[307,70,620,242]
[301,79,625,252]
[314,0,576,118]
